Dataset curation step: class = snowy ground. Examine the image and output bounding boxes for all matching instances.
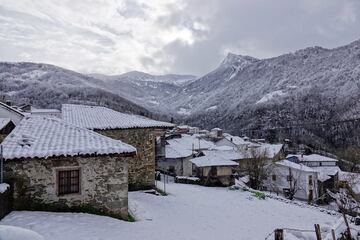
[0,181,339,240]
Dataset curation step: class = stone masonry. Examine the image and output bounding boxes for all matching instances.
[97,128,155,191]
[5,155,130,219]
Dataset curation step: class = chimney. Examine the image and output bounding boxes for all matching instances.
[230,137,233,142]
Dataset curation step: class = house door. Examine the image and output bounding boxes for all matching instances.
[308,190,313,202]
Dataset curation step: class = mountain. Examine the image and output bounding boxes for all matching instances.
[89,71,196,113]
[2,39,360,149]
[173,40,360,148]
[0,62,152,116]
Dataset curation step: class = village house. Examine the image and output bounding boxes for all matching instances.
[0,118,15,143]
[286,154,340,198]
[209,128,223,139]
[233,143,285,174]
[156,133,215,176]
[215,133,249,149]
[175,125,190,134]
[190,154,238,186]
[0,101,24,125]
[61,104,174,190]
[2,116,137,219]
[264,160,319,202]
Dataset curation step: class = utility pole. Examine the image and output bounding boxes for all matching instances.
[0,145,3,183]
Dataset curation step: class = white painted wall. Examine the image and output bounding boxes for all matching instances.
[0,105,23,125]
[264,164,318,201]
[302,161,337,167]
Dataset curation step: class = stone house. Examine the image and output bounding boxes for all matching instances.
[0,101,24,125]
[2,116,136,219]
[61,104,174,190]
[0,118,15,143]
[190,154,238,186]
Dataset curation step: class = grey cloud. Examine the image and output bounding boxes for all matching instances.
[1,0,360,76]
[159,0,360,75]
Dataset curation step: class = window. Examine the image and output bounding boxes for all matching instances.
[286,175,292,181]
[308,175,313,186]
[272,174,276,181]
[58,169,80,195]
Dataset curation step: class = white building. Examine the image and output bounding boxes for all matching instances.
[210,128,223,139]
[264,160,319,202]
[286,154,340,182]
[286,154,338,167]
[0,102,24,125]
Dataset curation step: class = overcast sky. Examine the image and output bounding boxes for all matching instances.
[1,0,360,76]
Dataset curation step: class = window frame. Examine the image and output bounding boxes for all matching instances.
[56,167,81,196]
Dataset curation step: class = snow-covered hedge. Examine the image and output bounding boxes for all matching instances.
[175,176,200,184]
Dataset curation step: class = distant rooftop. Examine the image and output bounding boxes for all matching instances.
[286,154,338,162]
[275,160,317,172]
[62,104,174,130]
[190,155,238,167]
[1,116,136,160]
[165,134,215,159]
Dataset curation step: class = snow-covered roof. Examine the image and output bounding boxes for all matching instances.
[190,155,238,167]
[259,144,283,158]
[0,118,11,130]
[62,104,174,130]
[31,108,61,113]
[237,143,283,159]
[0,101,25,117]
[165,144,193,159]
[202,148,243,161]
[1,116,137,160]
[312,166,340,176]
[177,125,190,129]
[224,134,248,146]
[275,160,317,172]
[286,154,338,162]
[165,134,215,159]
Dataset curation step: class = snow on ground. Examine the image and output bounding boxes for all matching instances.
[0,183,9,193]
[0,182,337,240]
[256,90,287,104]
[0,225,45,240]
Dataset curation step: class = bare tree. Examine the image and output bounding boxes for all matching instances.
[242,148,269,190]
[327,172,360,239]
[287,168,299,200]
[327,189,357,240]
[338,146,360,172]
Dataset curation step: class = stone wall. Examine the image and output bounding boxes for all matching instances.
[5,155,129,219]
[97,128,155,190]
